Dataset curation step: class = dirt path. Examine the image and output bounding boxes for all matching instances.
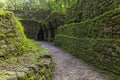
[41,41,113,80]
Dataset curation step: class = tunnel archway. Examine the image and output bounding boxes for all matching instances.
[38,27,44,41]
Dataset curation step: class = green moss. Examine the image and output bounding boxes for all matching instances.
[0,33,5,39]
[0,71,17,79]
[26,76,35,80]
[17,74,27,80]
[44,0,120,79]
[26,71,34,78]
[7,33,15,37]
[58,8,120,39]
[55,34,120,78]
[0,10,9,15]
[0,10,54,80]
[66,0,120,23]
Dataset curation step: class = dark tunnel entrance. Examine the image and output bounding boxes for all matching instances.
[38,27,44,41]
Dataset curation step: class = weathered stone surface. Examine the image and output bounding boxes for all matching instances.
[17,72,27,80]
[20,20,40,40]
[55,0,120,78]
[0,40,5,44]
[27,65,37,71]
[3,57,54,80]
[6,76,17,80]
[0,11,31,58]
[40,54,52,58]
[36,62,44,67]
[43,59,51,67]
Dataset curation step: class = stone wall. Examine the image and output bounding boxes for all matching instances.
[0,54,54,80]
[0,11,54,80]
[55,0,120,78]
[0,11,30,59]
[66,0,120,23]
[20,12,65,42]
[58,8,120,38]
[42,12,65,41]
[20,20,41,40]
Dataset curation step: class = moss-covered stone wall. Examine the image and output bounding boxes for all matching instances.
[58,8,120,38]
[0,11,30,59]
[20,19,41,40]
[66,0,120,23]
[42,12,65,41]
[55,35,120,75]
[55,0,120,78]
[20,12,65,42]
[0,10,54,80]
[0,55,54,80]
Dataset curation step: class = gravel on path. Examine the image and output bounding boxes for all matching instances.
[41,41,114,80]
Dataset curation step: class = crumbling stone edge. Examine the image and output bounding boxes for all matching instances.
[2,54,54,80]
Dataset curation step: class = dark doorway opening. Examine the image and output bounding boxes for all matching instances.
[38,27,44,41]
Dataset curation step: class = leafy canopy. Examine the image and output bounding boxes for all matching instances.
[2,0,78,13]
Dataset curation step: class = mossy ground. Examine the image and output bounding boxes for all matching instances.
[0,41,49,77]
[0,39,54,80]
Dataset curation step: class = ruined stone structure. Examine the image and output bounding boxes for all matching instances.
[55,0,120,77]
[0,11,54,80]
[0,11,29,58]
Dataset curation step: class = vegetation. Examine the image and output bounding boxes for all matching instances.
[55,0,120,79]
[0,0,120,79]
[0,0,77,13]
[0,10,54,80]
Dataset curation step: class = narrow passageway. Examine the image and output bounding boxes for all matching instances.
[41,41,113,80]
[38,27,44,41]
